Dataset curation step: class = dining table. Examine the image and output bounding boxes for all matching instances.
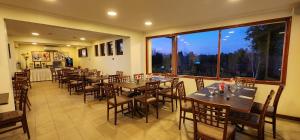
[114,77,174,90]
[0,93,9,105]
[187,83,257,113]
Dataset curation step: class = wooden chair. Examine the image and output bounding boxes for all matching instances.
[158,78,179,112]
[23,69,31,88]
[177,81,193,129]
[0,85,30,139]
[192,100,236,140]
[234,77,255,88]
[230,90,275,140]
[83,83,100,103]
[108,75,120,83]
[68,75,84,95]
[116,71,124,76]
[195,77,204,91]
[50,68,58,82]
[251,84,284,138]
[134,73,144,81]
[134,81,160,123]
[105,83,133,125]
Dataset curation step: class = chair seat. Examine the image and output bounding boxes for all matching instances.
[197,122,235,140]
[182,100,192,111]
[71,81,83,85]
[0,111,23,125]
[85,85,96,90]
[230,111,260,128]
[135,95,157,103]
[251,102,274,116]
[108,96,132,105]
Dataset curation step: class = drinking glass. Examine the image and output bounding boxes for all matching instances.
[207,87,216,98]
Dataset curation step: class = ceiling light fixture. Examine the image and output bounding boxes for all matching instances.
[145,21,152,26]
[80,37,86,41]
[229,31,235,34]
[225,36,230,38]
[107,11,117,16]
[32,32,40,36]
[66,45,71,47]
[32,42,37,45]
[228,0,240,2]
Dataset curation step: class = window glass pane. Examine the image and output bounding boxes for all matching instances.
[220,22,286,81]
[177,31,219,76]
[151,37,172,73]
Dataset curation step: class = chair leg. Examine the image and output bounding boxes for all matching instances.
[23,118,30,139]
[156,102,159,119]
[272,116,276,139]
[131,102,134,118]
[171,99,174,112]
[84,93,86,103]
[146,104,149,123]
[179,110,182,130]
[114,106,117,125]
[183,111,186,123]
[121,105,124,115]
[107,104,109,121]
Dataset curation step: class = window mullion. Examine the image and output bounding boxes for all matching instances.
[217,30,221,79]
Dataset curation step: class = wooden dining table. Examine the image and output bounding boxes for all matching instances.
[114,77,174,90]
[187,83,257,113]
[0,93,9,105]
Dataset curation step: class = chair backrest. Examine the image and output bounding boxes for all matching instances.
[116,71,124,76]
[108,75,120,83]
[259,90,275,128]
[119,76,130,83]
[192,99,231,140]
[96,71,101,77]
[195,77,204,91]
[144,81,160,100]
[15,72,26,78]
[19,85,28,116]
[103,83,117,103]
[273,84,284,114]
[134,73,144,80]
[235,77,255,88]
[176,81,187,108]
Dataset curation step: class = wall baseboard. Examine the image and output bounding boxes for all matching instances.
[277,114,300,122]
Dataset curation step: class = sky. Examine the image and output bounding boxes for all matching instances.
[151,26,251,55]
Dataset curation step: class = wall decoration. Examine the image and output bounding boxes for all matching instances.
[53,52,66,61]
[78,48,88,57]
[107,42,113,56]
[100,43,105,56]
[8,44,11,59]
[31,51,51,62]
[95,45,99,56]
[115,39,124,55]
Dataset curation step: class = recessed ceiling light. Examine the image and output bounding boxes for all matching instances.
[225,36,230,38]
[32,32,40,36]
[229,31,235,34]
[44,0,57,2]
[80,37,86,41]
[228,0,240,2]
[223,39,227,41]
[107,11,117,16]
[32,42,37,45]
[145,21,152,26]
[66,45,71,47]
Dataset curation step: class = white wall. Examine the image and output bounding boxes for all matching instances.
[77,37,132,75]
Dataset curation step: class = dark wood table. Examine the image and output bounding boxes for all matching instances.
[187,83,257,113]
[0,93,9,105]
[115,77,173,90]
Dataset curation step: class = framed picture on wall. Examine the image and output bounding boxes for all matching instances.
[32,51,51,62]
[107,41,113,56]
[53,52,66,61]
[78,48,88,57]
[115,39,124,55]
[95,45,99,56]
[100,43,105,56]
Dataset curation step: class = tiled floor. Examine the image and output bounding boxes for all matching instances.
[1,81,300,140]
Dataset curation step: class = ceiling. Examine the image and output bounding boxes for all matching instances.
[0,0,299,31]
[5,19,121,43]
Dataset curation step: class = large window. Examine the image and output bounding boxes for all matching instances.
[151,37,172,73]
[220,22,286,81]
[146,17,290,84]
[177,31,219,76]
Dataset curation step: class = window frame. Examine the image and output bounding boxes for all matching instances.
[146,17,292,85]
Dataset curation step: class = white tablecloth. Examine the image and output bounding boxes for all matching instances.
[30,68,52,82]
